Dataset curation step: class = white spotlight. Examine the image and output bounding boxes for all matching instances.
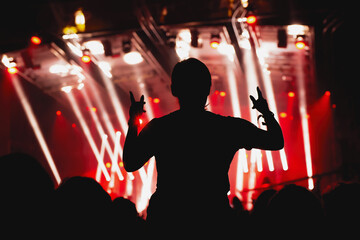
[123,51,143,65]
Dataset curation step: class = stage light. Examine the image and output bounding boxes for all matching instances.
[66,91,110,181]
[288,91,295,97]
[325,91,331,97]
[7,67,18,74]
[219,91,226,97]
[30,36,41,45]
[81,54,91,63]
[56,110,62,116]
[210,34,221,49]
[153,97,160,104]
[12,76,61,184]
[246,15,257,25]
[77,82,84,90]
[83,40,104,55]
[72,123,76,128]
[279,112,287,118]
[287,24,309,36]
[123,51,143,65]
[61,86,72,93]
[295,41,306,50]
[106,162,111,168]
[75,9,85,32]
[295,36,306,50]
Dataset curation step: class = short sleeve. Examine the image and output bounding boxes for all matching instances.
[225,117,261,150]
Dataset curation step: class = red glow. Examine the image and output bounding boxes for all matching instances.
[81,55,91,63]
[214,90,219,95]
[295,41,306,50]
[56,110,62,116]
[288,91,295,98]
[7,67,18,74]
[246,15,257,24]
[153,98,160,104]
[72,123,76,128]
[325,91,331,97]
[31,36,42,45]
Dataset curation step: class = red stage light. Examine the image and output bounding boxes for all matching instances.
[56,110,62,116]
[153,98,160,104]
[288,91,295,98]
[325,91,331,97]
[246,15,257,24]
[295,40,306,50]
[210,40,220,49]
[81,55,91,63]
[105,162,111,168]
[7,67,18,74]
[30,36,41,45]
[72,123,76,128]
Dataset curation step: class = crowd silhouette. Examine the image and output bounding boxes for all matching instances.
[1,58,359,238]
[1,152,359,238]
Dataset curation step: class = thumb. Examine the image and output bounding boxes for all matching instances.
[249,95,256,109]
[130,91,135,104]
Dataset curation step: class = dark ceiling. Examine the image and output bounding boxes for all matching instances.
[1,0,344,52]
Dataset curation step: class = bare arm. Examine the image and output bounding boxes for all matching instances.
[123,92,153,172]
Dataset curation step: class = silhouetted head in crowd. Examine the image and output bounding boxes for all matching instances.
[54,176,112,237]
[323,182,360,221]
[267,184,323,225]
[55,176,111,214]
[171,58,211,110]
[0,153,54,202]
[251,188,277,219]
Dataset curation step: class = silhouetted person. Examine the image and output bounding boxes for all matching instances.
[266,184,324,236]
[123,58,284,236]
[323,182,360,235]
[54,176,112,237]
[0,153,54,237]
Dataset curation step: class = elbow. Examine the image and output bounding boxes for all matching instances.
[123,157,137,172]
[275,135,285,150]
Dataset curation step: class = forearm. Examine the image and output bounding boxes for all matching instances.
[123,121,140,172]
[262,111,284,150]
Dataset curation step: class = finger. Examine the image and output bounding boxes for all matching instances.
[130,91,136,104]
[257,87,263,99]
[249,95,256,103]
[249,95,256,109]
[140,95,145,104]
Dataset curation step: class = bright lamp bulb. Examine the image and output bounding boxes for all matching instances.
[123,51,143,65]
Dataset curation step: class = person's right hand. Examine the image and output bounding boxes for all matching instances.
[129,91,146,124]
[249,87,270,114]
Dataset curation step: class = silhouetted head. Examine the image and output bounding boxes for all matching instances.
[171,58,211,110]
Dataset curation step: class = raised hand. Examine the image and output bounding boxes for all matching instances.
[129,91,146,123]
[249,87,270,114]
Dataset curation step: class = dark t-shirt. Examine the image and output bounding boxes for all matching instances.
[138,110,259,208]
